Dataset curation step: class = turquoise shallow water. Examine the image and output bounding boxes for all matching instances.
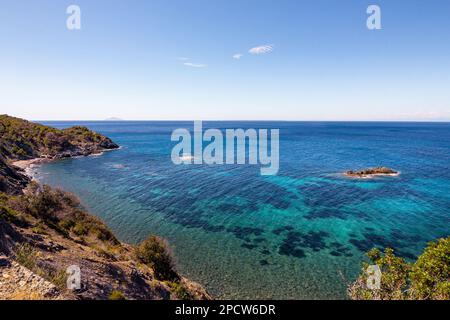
[35,121,450,299]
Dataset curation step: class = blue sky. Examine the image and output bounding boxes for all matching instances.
[1,0,449,121]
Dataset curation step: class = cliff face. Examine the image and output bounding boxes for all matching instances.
[0,115,210,300]
[0,155,29,195]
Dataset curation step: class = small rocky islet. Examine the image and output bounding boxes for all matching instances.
[344,167,399,178]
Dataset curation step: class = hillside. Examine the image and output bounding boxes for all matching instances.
[0,115,210,300]
[0,115,118,160]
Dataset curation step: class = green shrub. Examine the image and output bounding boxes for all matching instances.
[72,222,89,236]
[11,145,27,158]
[93,225,119,244]
[135,236,179,281]
[168,282,193,300]
[32,224,49,235]
[0,194,28,226]
[410,237,450,300]
[108,290,126,300]
[349,236,450,300]
[0,192,8,203]
[59,218,75,230]
[0,205,22,225]
[24,185,61,222]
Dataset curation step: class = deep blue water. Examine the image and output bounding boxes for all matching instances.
[35,121,450,299]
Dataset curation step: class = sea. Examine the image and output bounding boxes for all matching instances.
[34,121,450,299]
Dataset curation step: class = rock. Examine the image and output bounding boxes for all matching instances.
[0,257,11,267]
[345,166,399,178]
[0,256,66,300]
[99,139,119,150]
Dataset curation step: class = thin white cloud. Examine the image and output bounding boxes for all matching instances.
[233,53,243,60]
[184,62,207,68]
[249,44,274,55]
[177,57,190,61]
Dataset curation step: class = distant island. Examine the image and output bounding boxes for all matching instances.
[104,117,124,121]
[344,167,399,178]
[0,115,209,300]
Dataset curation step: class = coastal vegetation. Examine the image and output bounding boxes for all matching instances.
[108,290,127,300]
[135,236,178,281]
[349,237,450,300]
[17,182,120,246]
[134,236,195,299]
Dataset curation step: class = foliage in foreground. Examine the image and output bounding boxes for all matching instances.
[349,236,450,300]
[135,235,179,281]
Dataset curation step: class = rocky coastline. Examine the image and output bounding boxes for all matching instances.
[0,115,210,300]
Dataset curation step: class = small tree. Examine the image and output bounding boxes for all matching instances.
[135,236,179,281]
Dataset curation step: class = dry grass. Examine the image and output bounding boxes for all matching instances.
[8,291,46,300]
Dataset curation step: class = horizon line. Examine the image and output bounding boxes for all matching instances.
[31,119,450,123]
